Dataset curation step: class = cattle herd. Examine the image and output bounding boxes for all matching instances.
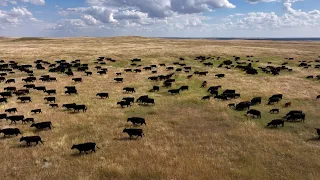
[0,55,319,154]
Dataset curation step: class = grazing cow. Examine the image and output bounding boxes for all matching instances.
[5,108,17,113]
[116,72,122,76]
[0,98,7,104]
[267,119,284,127]
[45,89,56,95]
[215,74,225,78]
[85,71,92,76]
[268,97,281,105]
[163,82,172,88]
[207,86,222,92]
[286,113,305,122]
[22,118,35,123]
[62,103,76,110]
[168,89,180,94]
[5,79,15,83]
[0,128,21,137]
[73,105,87,112]
[4,87,16,92]
[23,84,35,89]
[122,97,135,104]
[269,94,283,100]
[208,90,219,96]
[228,103,236,108]
[123,128,144,138]
[214,95,228,101]
[127,117,146,125]
[141,98,155,105]
[123,87,135,93]
[269,109,280,114]
[251,97,262,106]
[306,75,314,79]
[44,97,56,103]
[179,86,189,91]
[7,115,24,124]
[31,121,53,130]
[20,136,43,146]
[72,78,82,82]
[150,86,160,92]
[246,109,261,118]
[65,89,78,95]
[31,109,42,114]
[0,113,7,120]
[284,102,292,108]
[114,78,123,83]
[71,142,98,154]
[117,101,131,108]
[136,96,148,103]
[65,86,76,90]
[236,101,251,111]
[202,96,211,100]
[0,91,12,98]
[34,86,46,91]
[315,128,320,139]
[96,93,109,99]
[49,104,59,108]
[17,96,32,102]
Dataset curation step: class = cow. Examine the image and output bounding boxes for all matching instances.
[117,101,131,108]
[65,86,76,90]
[187,75,193,79]
[317,95,320,99]
[7,115,24,124]
[34,86,46,91]
[30,121,53,130]
[65,89,78,95]
[22,118,35,123]
[72,78,82,82]
[215,74,225,78]
[269,109,280,114]
[136,96,148,103]
[114,78,123,83]
[286,113,305,122]
[0,113,7,120]
[45,89,56,95]
[0,128,21,137]
[4,87,16,92]
[315,128,320,139]
[268,97,281,105]
[62,103,76,110]
[228,103,236,108]
[85,71,92,76]
[236,101,251,111]
[150,86,160,92]
[269,94,283,100]
[208,90,219,96]
[168,89,180,95]
[0,98,7,104]
[0,91,12,98]
[31,109,42,114]
[123,128,144,138]
[20,136,43,146]
[127,117,146,125]
[267,119,284,127]
[71,142,98,154]
[207,86,221,92]
[123,87,135,93]
[23,84,35,89]
[163,82,172,88]
[5,108,17,113]
[246,109,261,118]
[44,97,56,103]
[5,79,15,83]
[17,96,32,103]
[250,97,262,106]
[73,105,87,112]
[179,86,189,91]
[141,98,155,105]
[202,96,211,100]
[284,102,292,108]
[49,104,59,108]
[122,97,135,104]
[96,93,109,99]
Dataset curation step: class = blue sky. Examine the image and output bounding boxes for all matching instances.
[0,0,319,37]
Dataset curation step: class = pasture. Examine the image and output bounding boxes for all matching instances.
[0,37,320,180]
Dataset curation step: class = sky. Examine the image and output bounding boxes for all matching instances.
[0,0,319,37]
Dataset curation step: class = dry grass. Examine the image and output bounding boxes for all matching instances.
[0,37,320,180]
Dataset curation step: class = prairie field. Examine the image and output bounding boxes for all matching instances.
[0,37,320,180]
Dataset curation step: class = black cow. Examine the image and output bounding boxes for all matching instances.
[179,86,189,91]
[127,117,146,125]
[123,128,144,138]
[31,109,42,114]
[34,86,46,91]
[17,96,31,102]
[85,71,92,76]
[268,97,281,105]
[71,142,98,154]
[123,87,135,93]
[286,113,305,122]
[122,97,135,104]
[246,109,261,118]
[267,119,284,127]
[215,74,225,78]
[65,89,78,95]
[72,78,82,82]
[168,89,180,94]
[0,113,7,120]
[96,93,109,98]
[5,108,17,113]
[49,104,59,108]
[65,86,76,90]
[4,87,16,91]
[150,86,160,92]
[236,101,251,111]
[202,96,211,100]
[269,108,280,114]
[141,98,155,105]
[7,115,24,124]
[0,98,7,104]
[45,89,56,95]
[315,128,320,139]
[23,84,35,89]
[62,103,76,110]
[73,105,87,112]
[44,97,56,103]
[114,78,123,83]
[251,97,262,106]
[269,94,283,100]
[0,128,21,137]
[5,79,15,83]
[0,91,12,98]
[22,118,35,123]
[117,101,131,108]
[207,86,221,92]
[20,136,43,146]
[30,121,53,130]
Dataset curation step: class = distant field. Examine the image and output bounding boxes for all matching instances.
[0,37,320,180]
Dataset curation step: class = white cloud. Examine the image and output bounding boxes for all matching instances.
[0,0,45,6]
[0,7,38,27]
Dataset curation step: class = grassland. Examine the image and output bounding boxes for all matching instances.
[0,37,320,180]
